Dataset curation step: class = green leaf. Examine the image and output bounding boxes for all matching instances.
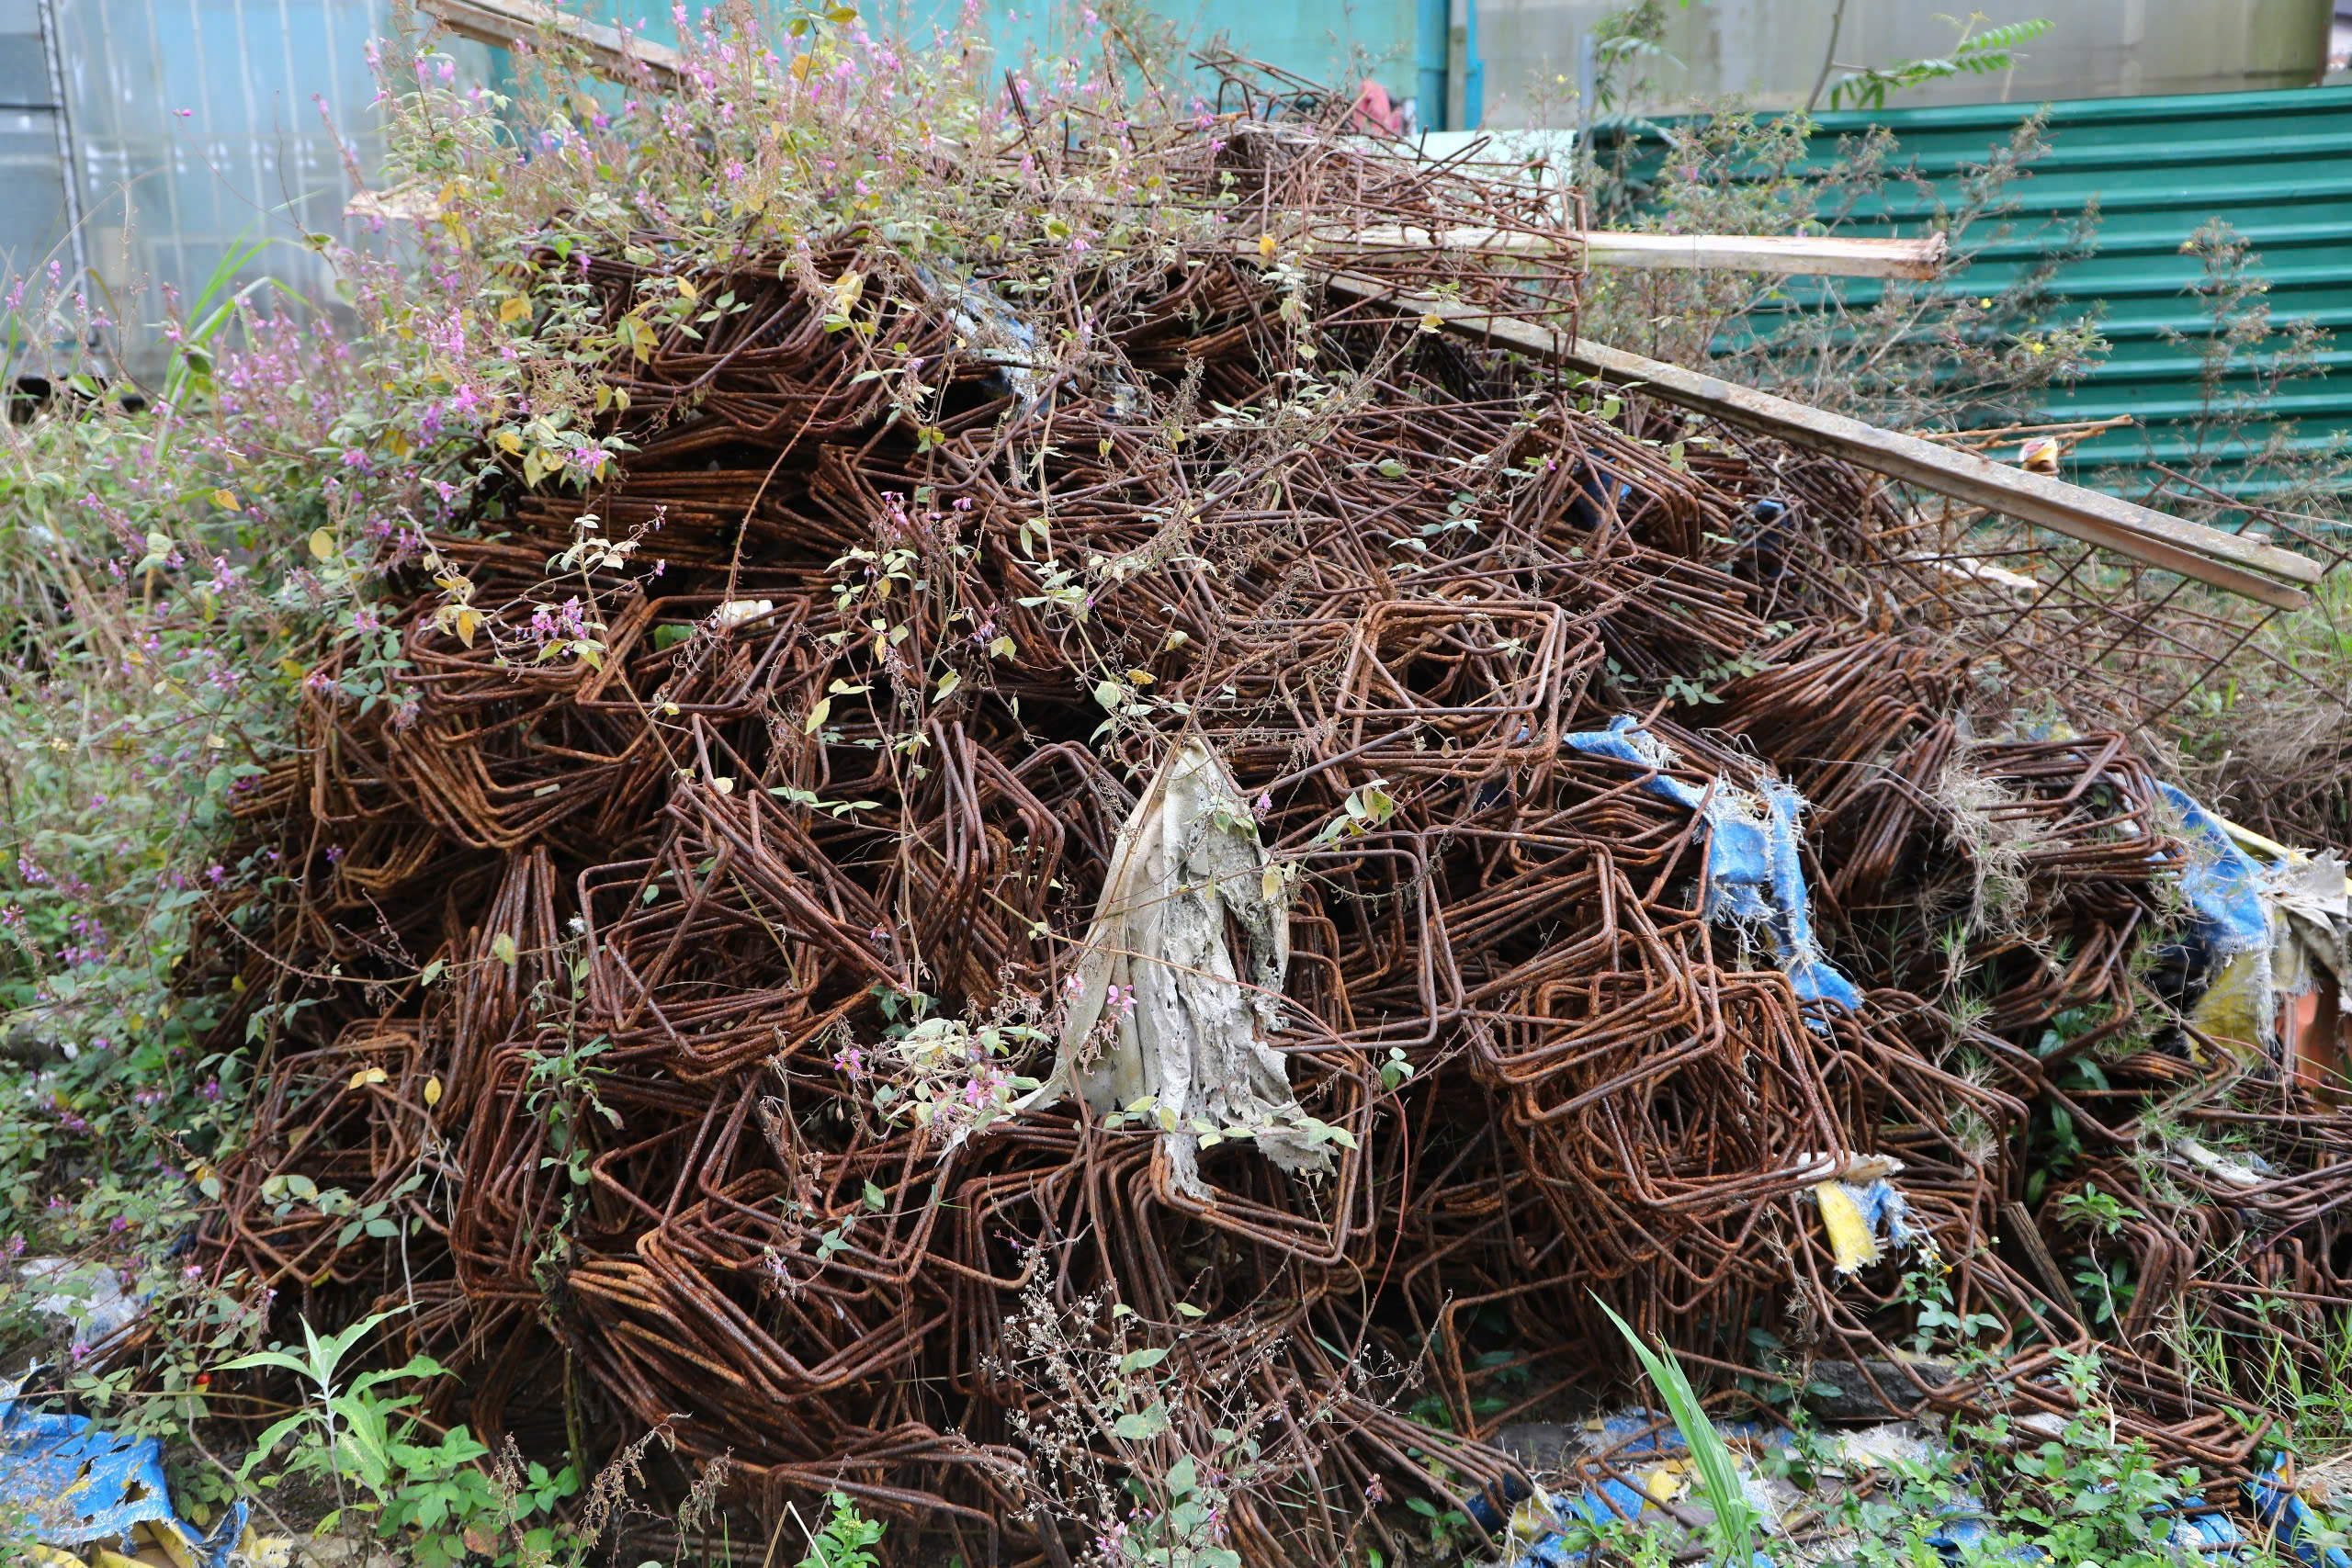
[1592,1295,1760,1562]
[491,932,518,966]
[863,1180,888,1212]
[1111,1404,1169,1440]
[1118,1347,1169,1375]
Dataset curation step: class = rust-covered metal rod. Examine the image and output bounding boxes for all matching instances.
[423,0,682,85]
[1318,266,2322,608]
[1306,226,1949,280]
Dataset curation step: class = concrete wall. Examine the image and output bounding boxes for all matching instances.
[1478,0,2333,128]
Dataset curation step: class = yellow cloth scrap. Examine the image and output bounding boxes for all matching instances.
[1815,1180,1881,1272]
[2189,948,2272,1056]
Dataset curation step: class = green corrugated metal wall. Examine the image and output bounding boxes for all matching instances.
[1617,88,2352,498]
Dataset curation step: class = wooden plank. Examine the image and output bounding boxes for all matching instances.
[423,0,681,85]
[1317,226,1949,280]
[1318,267,2320,609]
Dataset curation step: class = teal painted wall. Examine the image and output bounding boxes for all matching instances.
[561,0,1430,118]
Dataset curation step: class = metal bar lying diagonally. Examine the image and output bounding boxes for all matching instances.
[1312,226,1950,280]
[422,0,681,85]
[1318,267,2324,609]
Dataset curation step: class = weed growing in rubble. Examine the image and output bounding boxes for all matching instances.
[218,1308,584,1562]
[1597,1300,1761,1565]
[992,1275,1349,1568]
[793,1492,887,1568]
[1787,1351,2339,1568]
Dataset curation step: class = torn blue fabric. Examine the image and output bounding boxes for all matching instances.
[1839,1176,1932,1258]
[1563,717,1861,1019]
[0,1371,248,1566]
[2157,783,2271,961]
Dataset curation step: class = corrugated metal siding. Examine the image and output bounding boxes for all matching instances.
[0,0,72,283]
[1612,87,2352,498]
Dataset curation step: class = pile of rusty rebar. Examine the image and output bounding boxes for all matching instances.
[187,113,2352,1563]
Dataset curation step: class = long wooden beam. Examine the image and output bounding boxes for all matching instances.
[1315,226,1949,280]
[423,0,681,85]
[1319,267,2320,609]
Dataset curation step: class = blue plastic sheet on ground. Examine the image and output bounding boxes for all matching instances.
[1562,716,1861,1021]
[1485,1412,2259,1568]
[2157,783,2272,961]
[1921,1484,2252,1566]
[1481,1411,1788,1568]
[2249,1459,2352,1568]
[0,1370,248,1566]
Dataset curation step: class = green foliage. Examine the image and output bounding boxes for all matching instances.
[796,1492,886,1568]
[224,1311,579,1561]
[1825,17,2053,112]
[1824,1353,2281,1568]
[1594,1298,1761,1565]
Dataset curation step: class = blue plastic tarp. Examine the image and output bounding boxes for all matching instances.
[1563,717,1861,1021]
[0,1371,248,1566]
[2157,783,2272,961]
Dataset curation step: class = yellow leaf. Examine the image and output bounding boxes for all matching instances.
[491,931,518,966]
[676,276,697,300]
[209,489,237,509]
[454,606,479,648]
[424,1076,443,1108]
[308,529,334,560]
[1125,669,1154,685]
[1258,233,1276,259]
[499,296,531,324]
[1419,312,1444,332]
[347,1066,389,1089]
[1261,865,1283,903]
[804,695,831,734]
[831,270,865,315]
[496,428,524,455]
